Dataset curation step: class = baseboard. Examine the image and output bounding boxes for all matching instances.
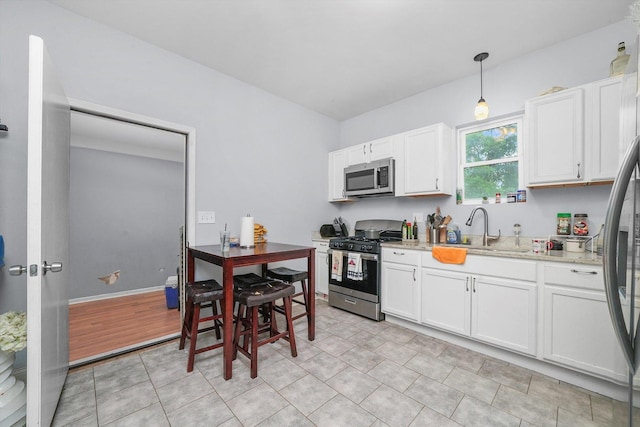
[69,286,166,305]
[69,333,180,368]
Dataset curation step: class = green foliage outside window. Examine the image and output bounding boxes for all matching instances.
[459,120,521,201]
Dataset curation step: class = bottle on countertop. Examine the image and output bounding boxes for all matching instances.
[413,218,418,240]
[402,219,407,240]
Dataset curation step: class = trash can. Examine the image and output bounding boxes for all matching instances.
[165,275,179,309]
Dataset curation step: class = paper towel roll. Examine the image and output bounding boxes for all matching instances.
[240,216,255,248]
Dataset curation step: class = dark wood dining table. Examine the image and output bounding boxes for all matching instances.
[187,242,316,380]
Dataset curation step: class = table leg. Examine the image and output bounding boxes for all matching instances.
[307,249,316,341]
[222,259,234,380]
[187,249,195,283]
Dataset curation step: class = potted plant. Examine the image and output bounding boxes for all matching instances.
[0,311,27,425]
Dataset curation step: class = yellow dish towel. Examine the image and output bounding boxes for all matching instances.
[432,246,468,264]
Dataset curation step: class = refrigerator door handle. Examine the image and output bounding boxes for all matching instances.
[603,134,640,374]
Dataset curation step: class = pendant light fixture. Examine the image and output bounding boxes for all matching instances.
[474,52,489,120]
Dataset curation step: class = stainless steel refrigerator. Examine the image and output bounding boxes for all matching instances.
[604,37,640,426]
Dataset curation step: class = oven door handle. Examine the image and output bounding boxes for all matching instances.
[327,249,378,262]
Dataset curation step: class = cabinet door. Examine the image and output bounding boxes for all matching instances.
[346,143,369,165]
[526,88,585,185]
[403,126,441,194]
[381,262,420,321]
[589,77,622,181]
[328,149,348,201]
[471,276,537,355]
[421,269,470,336]
[314,242,330,295]
[543,286,626,382]
[369,137,394,161]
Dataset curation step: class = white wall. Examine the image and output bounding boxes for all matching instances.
[0,0,340,368]
[337,20,638,238]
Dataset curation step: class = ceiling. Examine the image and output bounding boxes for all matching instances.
[50,0,632,121]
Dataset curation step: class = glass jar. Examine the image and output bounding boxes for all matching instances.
[573,213,588,236]
[557,213,571,235]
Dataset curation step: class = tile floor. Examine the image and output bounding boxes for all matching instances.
[53,300,638,426]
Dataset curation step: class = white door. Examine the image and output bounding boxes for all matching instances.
[26,35,70,427]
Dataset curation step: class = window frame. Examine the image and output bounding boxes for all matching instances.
[456,113,524,205]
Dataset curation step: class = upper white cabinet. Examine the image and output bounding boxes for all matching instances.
[525,76,622,187]
[589,77,623,181]
[525,87,585,186]
[328,149,349,202]
[395,123,454,196]
[346,136,394,165]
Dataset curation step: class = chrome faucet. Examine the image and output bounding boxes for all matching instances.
[465,207,501,246]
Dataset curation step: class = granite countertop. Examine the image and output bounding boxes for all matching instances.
[381,240,602,266]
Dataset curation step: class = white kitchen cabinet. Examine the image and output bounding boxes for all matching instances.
[543,285,626,382]
[328,149,349,201]
[421,269,470,335]
[421,268,537,355]
[589,76,623,181]
[313,241,330,296]
[420,254,537,355]
[381,248,421,321]
[542,263,626,382]
[394,123,453,196]
[525,76,623,187]
[472,275,537,355]
[346,136,394,165]
[525,87,585,186]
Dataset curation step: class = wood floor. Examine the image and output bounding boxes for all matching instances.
[69,290,181,363]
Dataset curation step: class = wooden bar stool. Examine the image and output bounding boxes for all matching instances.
[233,280,297,378]
[267,267,309,323]
[179,279,224,372]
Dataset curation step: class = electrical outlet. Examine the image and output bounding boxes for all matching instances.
[198,211,215,224]
[413,212,424,223]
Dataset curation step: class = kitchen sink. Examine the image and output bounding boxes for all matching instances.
[466,246,530,253]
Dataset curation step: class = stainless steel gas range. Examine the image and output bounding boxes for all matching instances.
[327,219,403,321]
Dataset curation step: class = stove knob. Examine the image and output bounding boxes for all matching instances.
[348,244,354,251]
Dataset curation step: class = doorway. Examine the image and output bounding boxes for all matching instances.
[66,99,196,366]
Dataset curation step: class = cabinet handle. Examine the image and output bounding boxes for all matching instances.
[577,162,581,179]
[363,145,366,155]
[325,254,330,265]
[369,143,372,154]
[465,277,469,292]
[570,269,597,275]
[413,268,416,282]
[435,178,439,190]
[472,277,476,292]
[393,251,405,256]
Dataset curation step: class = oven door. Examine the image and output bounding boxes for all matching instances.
[327,250,379,299]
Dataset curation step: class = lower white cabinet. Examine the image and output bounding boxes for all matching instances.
[381,248,421,321]
[543,285,626,382]
[421,268,537,355]
[313,241,330,295]
[472,276,537,355]
[421,269,470,336]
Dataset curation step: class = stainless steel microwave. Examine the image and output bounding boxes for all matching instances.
[344,158,394,198]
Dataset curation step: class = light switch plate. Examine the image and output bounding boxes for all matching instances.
[198,211,216,224]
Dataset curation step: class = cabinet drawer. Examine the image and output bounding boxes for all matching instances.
[382,248,420,265]
[421,253,536,282]
[543,263,603,290]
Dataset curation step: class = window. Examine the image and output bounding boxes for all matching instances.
[457,115,523,204]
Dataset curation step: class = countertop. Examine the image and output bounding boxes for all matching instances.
[381,241,602,266]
